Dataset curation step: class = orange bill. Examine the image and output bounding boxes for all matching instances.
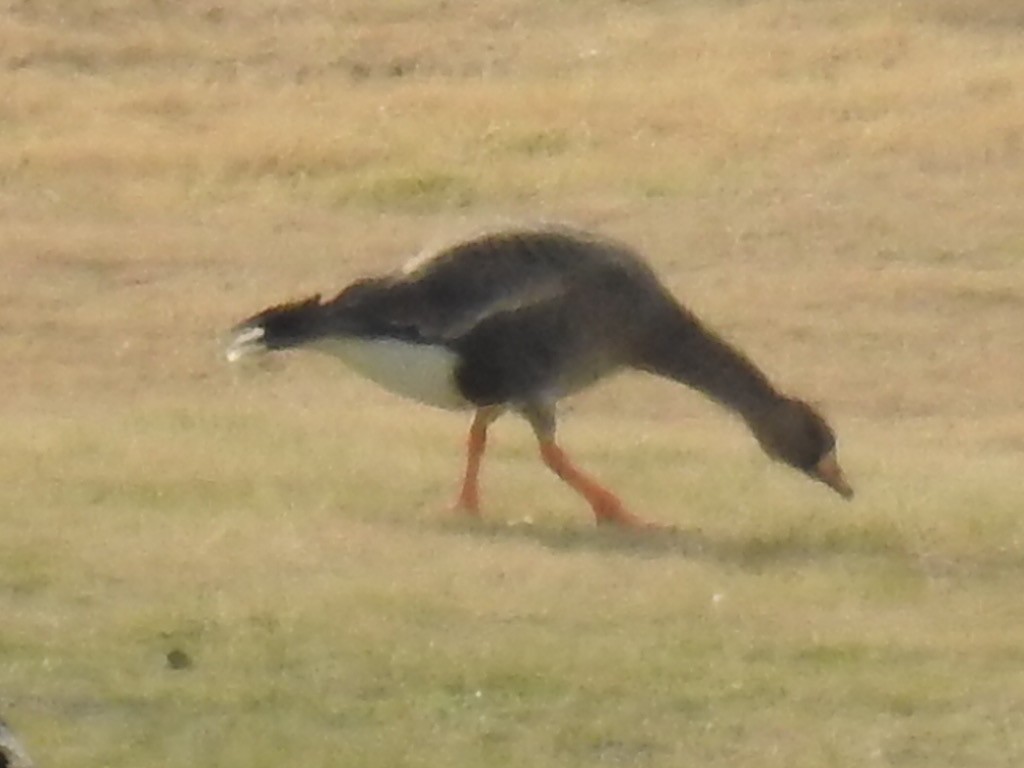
[814,449,854,499]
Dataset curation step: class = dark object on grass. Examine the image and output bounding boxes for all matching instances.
[0,717,34,768]
[166,648,193,670]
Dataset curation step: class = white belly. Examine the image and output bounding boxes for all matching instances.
[311,337,470,411]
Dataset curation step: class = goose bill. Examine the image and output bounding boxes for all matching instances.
[814,449,854,499]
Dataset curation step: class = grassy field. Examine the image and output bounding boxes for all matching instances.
[2,0,1024,765]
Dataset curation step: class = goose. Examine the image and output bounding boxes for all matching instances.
[226,226,852,528]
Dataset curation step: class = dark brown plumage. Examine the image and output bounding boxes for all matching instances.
[227,226,852,527]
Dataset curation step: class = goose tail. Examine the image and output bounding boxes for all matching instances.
[225,294,324,362]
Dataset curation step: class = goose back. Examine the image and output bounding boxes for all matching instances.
[322,228,679,406]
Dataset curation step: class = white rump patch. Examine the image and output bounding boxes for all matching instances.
[225,326,266,362]
[312,337,470,410]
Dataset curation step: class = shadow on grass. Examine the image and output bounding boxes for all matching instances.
[430,515,906,565]
[427,516,1024,577]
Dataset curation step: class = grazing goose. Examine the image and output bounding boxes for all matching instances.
[227,227,852,528]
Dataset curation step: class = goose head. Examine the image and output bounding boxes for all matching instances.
[751,397,853,499]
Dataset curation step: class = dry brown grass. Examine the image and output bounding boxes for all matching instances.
[2,1,1024,766]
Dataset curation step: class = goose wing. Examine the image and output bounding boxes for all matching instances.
[322,231,585,345]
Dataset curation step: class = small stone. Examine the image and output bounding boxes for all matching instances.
[166,649,193,670]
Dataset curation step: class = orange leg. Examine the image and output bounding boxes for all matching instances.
[453,407,502,516]
[537,439,653,528]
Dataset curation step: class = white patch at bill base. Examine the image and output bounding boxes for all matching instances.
[311,337,470,410]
